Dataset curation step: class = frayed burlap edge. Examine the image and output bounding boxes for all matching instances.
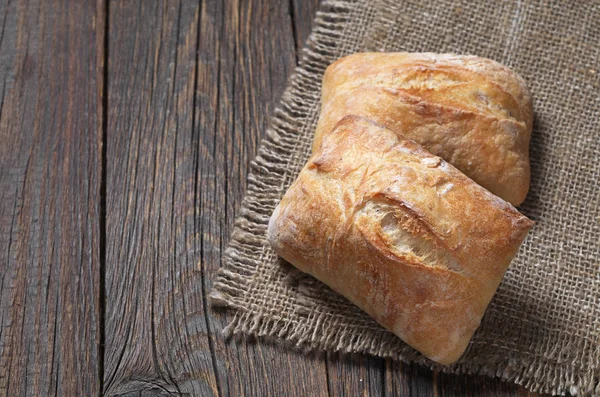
[209,0,600,395]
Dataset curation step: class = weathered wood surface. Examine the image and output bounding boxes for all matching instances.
[0,0,545,395]
[0,0,103,395]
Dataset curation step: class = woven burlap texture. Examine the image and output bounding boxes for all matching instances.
[210,1,600,395]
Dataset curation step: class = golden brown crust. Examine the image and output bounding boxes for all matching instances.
[312,52,534,205]
[269,116,534,364]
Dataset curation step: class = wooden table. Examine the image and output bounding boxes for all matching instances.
[0,1,543,395]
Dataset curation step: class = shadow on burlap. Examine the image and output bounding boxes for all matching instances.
[210,1,600,395]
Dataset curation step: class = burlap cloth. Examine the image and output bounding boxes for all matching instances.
[210,1,600,395]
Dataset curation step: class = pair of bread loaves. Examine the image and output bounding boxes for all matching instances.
[268,53,534,365]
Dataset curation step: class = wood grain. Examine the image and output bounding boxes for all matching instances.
[291,0,322,55]
[326,353,384,397]
[104,0,330,395]
[438,371,541,397]
[0,0,103,396]
[103,1,219,395]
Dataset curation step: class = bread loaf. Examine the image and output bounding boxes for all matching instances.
[312,53,533,205]
[269,116,534,364]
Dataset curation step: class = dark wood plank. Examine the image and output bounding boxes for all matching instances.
[410,364,437,397]
[326,353,384,397]
[199,0,331,395]
[437,370,543,396]
[292,0,322,55]
[0,0,103,396]
[103,1,220,395]
[386,360,544,396]
[385,360,436,397]
[103,0,329,395]
[384,360,411,396]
